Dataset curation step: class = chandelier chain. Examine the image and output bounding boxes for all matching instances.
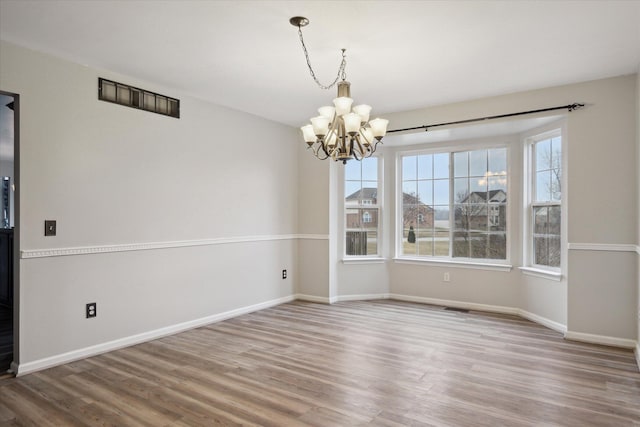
[297,25,347,90]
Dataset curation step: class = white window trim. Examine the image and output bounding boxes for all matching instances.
[342,257,386,264]
[519,266,562,281]
[342,155,383,259]
[394,257,512,272]
[521,120,566,279]
[395,141,511,266]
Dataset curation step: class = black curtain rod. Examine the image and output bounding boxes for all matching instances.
[387,103,585,134]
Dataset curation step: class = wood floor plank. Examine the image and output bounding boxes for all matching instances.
[1,300,639,426]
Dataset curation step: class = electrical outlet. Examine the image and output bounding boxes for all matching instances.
[282,269,287,279]
[86,302,97,318]
[443,272,450,282]
[44,220,56,236]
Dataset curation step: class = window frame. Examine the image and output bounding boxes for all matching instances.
[342,155,383,260]
[395,142,511,267]
[523,127,563,278]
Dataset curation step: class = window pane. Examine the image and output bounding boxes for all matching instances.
[402,204,418,230]
[533,206,548,234]
[402,220,417,255]
[548,205,561,235]
[453,231,469,257]
[345,230,372,256]
[434,206,450,229]
[417,180,433,205]
[536,138,552,171]
[434,230,450,256]
[403,156,417,181]
[362,181,378,201]
[345,181,361,203]
[344,158,360,181]
[469,149,487,177]
[551,169,561,201]
[534,236,549,266]
[361,157,378,181]
[417,155,433,180]
[433,179,449,205]
[536,171,551,201]
[417,235,433,257]
[470,232,488,258]
[454,204,469,231]
[454,178,468,203]
[454,152,468,178]
[488,148,507,175]
[488,175,507,193]
[490,203,506,231]
[551,137,562,170]
[402,181,417,200]
[470,176,487,194]
[433,153,449,179]
[548,236,561,267]
[488,233,506,259]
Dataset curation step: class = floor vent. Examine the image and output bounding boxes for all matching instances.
[444,307,469,313]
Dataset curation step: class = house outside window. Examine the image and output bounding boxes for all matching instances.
[345,157,381,257]
[400,147,508,261]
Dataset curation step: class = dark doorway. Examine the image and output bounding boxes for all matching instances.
[0,93,16,373]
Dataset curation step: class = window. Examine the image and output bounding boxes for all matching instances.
[400,147,508,261]
[529,132,561,268]
[345,157,381,257]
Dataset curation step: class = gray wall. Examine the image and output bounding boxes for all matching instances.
[0,41,300,370]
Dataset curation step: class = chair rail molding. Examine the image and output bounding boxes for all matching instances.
[21,234,330,259]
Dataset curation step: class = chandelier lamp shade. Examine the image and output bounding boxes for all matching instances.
[290,16,389,163]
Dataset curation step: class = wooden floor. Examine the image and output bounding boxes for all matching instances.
[0,300,638,426]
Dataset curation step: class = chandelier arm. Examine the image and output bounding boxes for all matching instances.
[371,140,382,155]
[313,143,331,160]
[296,25,347,90]
[354,137,367,158]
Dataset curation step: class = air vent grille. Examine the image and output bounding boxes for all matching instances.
[98,78,179,118]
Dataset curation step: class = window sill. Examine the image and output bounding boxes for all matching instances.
[519,266,562,281]
[393,257,512,272]
[342,257,386,265]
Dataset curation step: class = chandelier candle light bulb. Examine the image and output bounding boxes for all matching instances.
[290,16,388,163]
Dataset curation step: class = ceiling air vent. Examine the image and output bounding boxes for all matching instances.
[98,78,180,118]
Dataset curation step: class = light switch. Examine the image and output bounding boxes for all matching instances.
[44,220,56,236]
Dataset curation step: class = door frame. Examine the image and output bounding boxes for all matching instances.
[0,90,19,373]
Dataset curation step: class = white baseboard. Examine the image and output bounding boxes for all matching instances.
[388,293,520,316]
[564,331,637,349]
[335,293,389,302]
[519,309,567,334]
[295,294,332,304]
[14,294,296,376]
[13,292,637,376]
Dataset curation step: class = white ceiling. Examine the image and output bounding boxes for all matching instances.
[0,0,639,129]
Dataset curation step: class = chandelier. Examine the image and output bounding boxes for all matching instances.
[290,17,389,164]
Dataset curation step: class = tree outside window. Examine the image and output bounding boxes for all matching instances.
[531,134,561,268]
